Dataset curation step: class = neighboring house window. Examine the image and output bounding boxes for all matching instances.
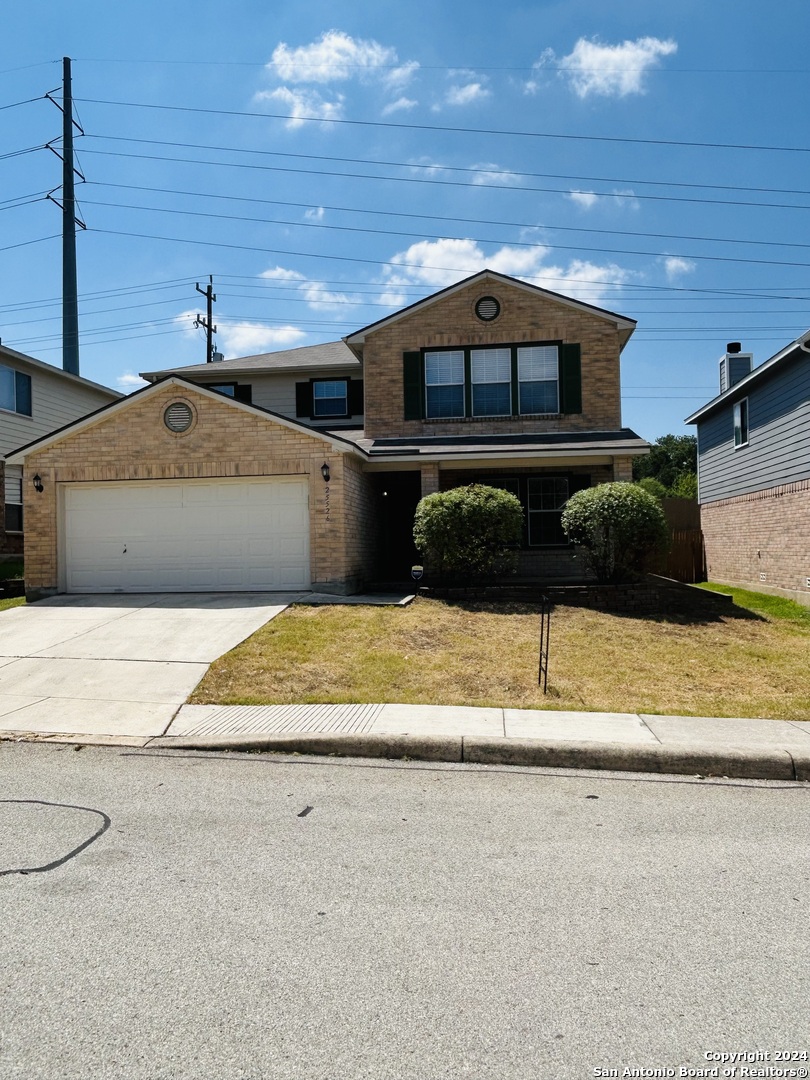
[733,398,749,447]
[425,351,465,419]
[4,472,23,532]
[0,366,32,417]
[295,378,363,421]
[404,342,581,421]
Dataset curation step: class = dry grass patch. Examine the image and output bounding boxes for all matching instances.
[190,597,810,720]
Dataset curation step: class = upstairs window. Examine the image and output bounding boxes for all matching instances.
[471,348,511,417]
[0,366,32,417]
[518,346,559,415]
[405,342,580,421]
[313,379,348,417]
[296,378,363,422]
[733,398,749,447]
[425,351,464,419]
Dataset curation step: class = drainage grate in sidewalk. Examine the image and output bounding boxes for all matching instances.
[172,702,385,737]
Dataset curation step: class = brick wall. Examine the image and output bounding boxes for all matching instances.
[22,383,363,595]
[701,480,810,605]
[362,278,624,438]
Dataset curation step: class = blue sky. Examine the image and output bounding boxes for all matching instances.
[1,0,808,440]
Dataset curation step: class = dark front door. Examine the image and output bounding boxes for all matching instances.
[373,471,422,583]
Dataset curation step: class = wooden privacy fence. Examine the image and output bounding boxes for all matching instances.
[664,529,706,583]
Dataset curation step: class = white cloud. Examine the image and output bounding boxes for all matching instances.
[529,260,632,301]
[217,323,306,357]
[260,266,305,282]
[268,30,400,83]
[116,371,148,392]
[567,190,601,209]
[471,163,521,186]
[444,82,490,107]
[382,238,631,304]
[663,256,696,280]
[566,188,640,211]
[382,96,418,116]
[546,36,677,99]
[301,281,355,310]
[254,86,344,128]
[261,31,418,121]
[304,206,325,222]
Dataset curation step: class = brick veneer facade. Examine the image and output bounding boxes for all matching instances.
[701,480,810,605]
[361,277,624,439]
[21,382,374,598]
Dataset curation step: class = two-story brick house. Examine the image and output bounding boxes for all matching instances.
[8,270,648,598]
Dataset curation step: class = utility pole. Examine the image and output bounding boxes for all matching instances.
[194,277,217,363]
[46,57,85,376]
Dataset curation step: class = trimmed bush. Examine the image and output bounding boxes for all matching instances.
[561,481,670,583]
[413,484,524,583]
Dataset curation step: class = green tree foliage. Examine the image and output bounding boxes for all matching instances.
[633,434,697,494]
[561,482,670,584]
[635,477,668,501]
[669,471,698,499]
[413,484,524,582]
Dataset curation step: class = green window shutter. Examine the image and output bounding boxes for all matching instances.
[295,381,313,418]
[559,343,582,414]
[403,351,423,420]
[347,379,364,416]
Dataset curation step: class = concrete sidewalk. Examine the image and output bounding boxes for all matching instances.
[0,592,807,782]
[5,700,809,782]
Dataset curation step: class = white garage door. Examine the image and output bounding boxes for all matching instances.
[63,477,310,592]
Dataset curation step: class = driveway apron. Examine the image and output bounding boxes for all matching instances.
[0,594,299,737]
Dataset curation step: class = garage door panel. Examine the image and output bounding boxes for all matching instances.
[63,478,310,592]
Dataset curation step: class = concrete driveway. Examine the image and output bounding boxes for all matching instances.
[0,593,300,738]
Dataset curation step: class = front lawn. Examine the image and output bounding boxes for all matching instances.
[190,592,810,720]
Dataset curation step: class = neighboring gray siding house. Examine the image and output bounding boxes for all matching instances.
[1,344,121,555]
[686,333,810,604]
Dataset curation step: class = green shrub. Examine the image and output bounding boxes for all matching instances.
[413,484,524,582]
[561,482,670,584]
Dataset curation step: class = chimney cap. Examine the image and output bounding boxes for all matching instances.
[726,341,742,354]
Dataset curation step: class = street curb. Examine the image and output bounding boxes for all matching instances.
[462,737,799,780]
[145,732,464,762]
[143,731,805,781]
[5,729,807,782]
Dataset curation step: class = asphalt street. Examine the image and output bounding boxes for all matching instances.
[1,742,809,1080]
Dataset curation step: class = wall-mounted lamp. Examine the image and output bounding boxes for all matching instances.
[320,463,330,483]
[32,474,44,493]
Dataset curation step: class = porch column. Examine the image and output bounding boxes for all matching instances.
[612,457,633,481]
[420,463,440,498]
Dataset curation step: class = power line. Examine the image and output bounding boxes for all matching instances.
[84,134,810,199]
[78,147,810,212]
[87,180,810,253]
[78,195,810,270]
[77,96,810,155]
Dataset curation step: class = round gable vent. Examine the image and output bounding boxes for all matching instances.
[164,401,195,433]
[475,295,500,321]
